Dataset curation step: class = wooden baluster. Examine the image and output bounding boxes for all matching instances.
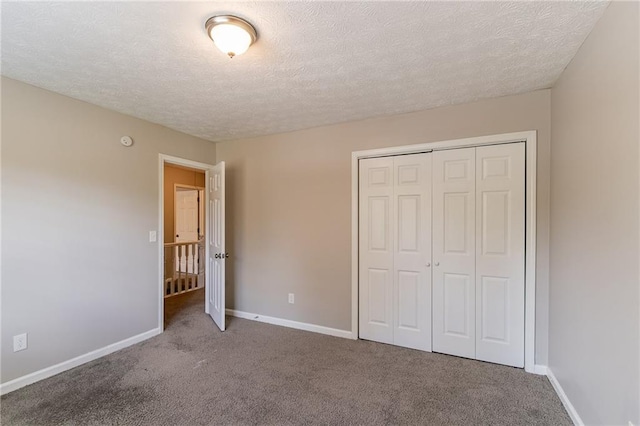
[172,245,176,295]
[185,243,189,290]
[193,242,197,288]
[188,244,191,290]
[184,244,188,291]
[180,245,184,294]
[170,246,175,295]
[171,246,176,295]
[183,244,188,292]
[188,243,193,289]
[194,242,198,289]
[165,246,170,296]
[175,245,179,294]
[195,242,200,288]
[176,244,180,293]
[191,243,196,289]
[170,246,174,296]
[198,239,204,288]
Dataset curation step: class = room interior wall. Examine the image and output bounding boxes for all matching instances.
[163,164,205,244]
[549,2,639,425]
[215,89,552,365]
[0,77,216,384]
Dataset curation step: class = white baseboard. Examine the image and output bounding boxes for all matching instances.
[0,327,161,396]
[226,309,355,340]
[533,364,548,375]
[546,367,583,426]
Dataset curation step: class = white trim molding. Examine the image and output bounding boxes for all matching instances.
[547,367,584,426]
[533,364,548,375]
[0,328,161,395]
[351,131,538,372]
[226,309,354,340]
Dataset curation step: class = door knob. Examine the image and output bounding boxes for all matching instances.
[434,262,440,266]
[426,262,431,267]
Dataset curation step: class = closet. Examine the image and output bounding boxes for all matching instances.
[358,142,525,368]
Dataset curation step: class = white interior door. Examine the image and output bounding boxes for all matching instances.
[207,162,225,331]
[475,143,525,367]
[392,153,432,351]
[432,148,477,359]
[359,157,394,344]
[359,153,432,350]
[175,188,199,242]
[175,188,200,273]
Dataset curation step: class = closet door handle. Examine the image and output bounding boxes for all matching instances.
[434,262,440,266]
[426,262,431,267]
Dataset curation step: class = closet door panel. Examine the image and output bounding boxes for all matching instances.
[359,157,394,344]
[475,143,525,367]
[432,148,476,359]
[393,153,432,351]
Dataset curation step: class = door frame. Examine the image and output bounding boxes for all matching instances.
[158,154,215,332]
[173,183,205,244]
[351,131,538,373]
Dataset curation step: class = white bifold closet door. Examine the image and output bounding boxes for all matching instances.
[475,144,525,367]
[359,153,432,351]
[432,143,525,367]
[432,147,477,359]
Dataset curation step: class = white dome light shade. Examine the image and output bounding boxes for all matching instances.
[210,24,252,57]
[205,16,257,59]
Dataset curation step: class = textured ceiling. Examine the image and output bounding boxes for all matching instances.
[1,1,609,142]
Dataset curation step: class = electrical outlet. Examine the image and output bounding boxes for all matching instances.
[288,293,295,304]
[13,333,27,352]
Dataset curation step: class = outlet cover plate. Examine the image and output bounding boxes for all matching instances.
[13,333,27,352]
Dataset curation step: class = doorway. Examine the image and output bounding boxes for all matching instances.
[158,155,227,333]
[163,166,205,321]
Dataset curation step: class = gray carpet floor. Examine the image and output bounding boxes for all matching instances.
[1,289,571,425]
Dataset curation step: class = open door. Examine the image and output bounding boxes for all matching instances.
[207,161,225,331]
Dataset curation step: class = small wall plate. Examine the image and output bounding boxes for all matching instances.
[121,136,133,147]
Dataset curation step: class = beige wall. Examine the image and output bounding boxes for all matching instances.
[163,164,205,244]
[1,77,216,383]
[549,2,639,425]
[216,89,552,364]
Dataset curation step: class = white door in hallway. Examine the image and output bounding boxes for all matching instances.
[432,148,477,359]
[175,188,200,242]
[208,161,226,332]
[175,188,200,273]
[475,143,525,367]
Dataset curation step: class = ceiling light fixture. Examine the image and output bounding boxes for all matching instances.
[205,15,257,59]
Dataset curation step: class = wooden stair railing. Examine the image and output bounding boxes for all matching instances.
[164,239,205,297]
